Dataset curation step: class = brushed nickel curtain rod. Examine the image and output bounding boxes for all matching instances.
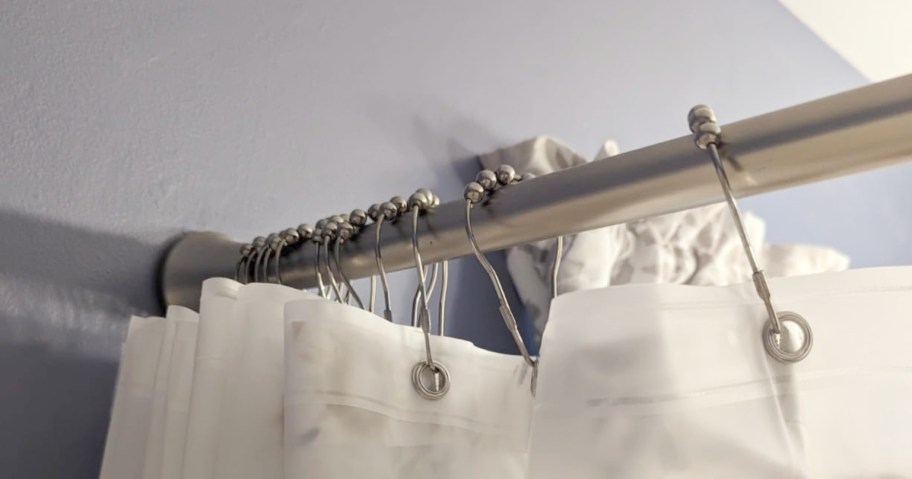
[161,74,912,309]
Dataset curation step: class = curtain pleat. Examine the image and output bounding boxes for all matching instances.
[99,267,912,478]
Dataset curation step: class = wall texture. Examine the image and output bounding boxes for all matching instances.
[1,0,907,477]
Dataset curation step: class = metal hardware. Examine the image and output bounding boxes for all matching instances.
[689,103,812,363]
[763,311,813,363]
[411,360,450,400]
[161,74,912,310]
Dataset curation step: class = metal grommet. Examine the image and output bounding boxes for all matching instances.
[411,361,450,400]
[762,311,813,363]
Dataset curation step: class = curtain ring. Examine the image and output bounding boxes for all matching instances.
[465,166,538,393]
[348,208,374,311]
[271,228,300,286]
[309,229,328,298]
[249,236,267,283]
[236,243,253,284]
[319,221,345,303]
[371,201,399,321]
[688,104,812,363]
[408,188,450,400]
[331,220,365,309]
[262,233,281,283]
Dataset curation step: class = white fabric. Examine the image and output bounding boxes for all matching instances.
[479,136,850,341]
[140,307,178,479]
[529,266,912,478]
[181,278,240,479]
[283,298,535,479]
[211,283,317,479]
[182,279,316,479]
[99,315,167,479]
[157,307,199,478]
[141,306,198,479]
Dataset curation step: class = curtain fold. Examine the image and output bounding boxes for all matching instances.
[100,253,912,478]
[283,298,534,479]
[99,315,167,479]
[528,267,912,478]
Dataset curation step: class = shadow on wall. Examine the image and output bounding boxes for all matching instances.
[0,208,170,479]
[0,149,535,479]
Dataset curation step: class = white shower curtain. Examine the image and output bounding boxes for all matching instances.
[283,298,534,479]
[529,267,912,478]
[99,315,166,479]
[100,268,912,478]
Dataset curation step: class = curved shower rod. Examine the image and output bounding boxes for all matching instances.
[162,74,912,309]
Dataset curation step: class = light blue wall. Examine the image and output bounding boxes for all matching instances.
[1,0,905,477]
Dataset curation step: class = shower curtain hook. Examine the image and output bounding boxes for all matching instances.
[320,220,345,302]
[370,200,399,321]
[408,188,450,400]
[408,190,448,333]
[262,233,281,283]
[331,219,365,309]
[249,236,267,283]
[236,243,253,284]
[411,263,438,328]
[348,208,375,311]
[688,104,812,363]
[307,225,330,298]
[465,166,538,393]
[272,228,300,285]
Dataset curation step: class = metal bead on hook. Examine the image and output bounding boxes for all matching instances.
[267,233,282,250]
[476,169,498,191]
[349,209,367,227]
[415,187,434,201]
[367,203,381,221]
[408,190,432,210]
[380,201,399,220]
[322,220,339,239]
[297,224,314,241]
[282,227,300,245]
[337,221,354,240]
[688,104,722,150]
[464,182,485,204]
[495,164,517,185]
[390,196,408,215]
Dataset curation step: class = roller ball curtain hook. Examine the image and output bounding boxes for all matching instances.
[465,165,543,394]
[688,104,812,364]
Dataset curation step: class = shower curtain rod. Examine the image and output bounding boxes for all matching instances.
[162,74,912,309]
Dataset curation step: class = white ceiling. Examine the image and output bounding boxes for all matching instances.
[780,0,912,82]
